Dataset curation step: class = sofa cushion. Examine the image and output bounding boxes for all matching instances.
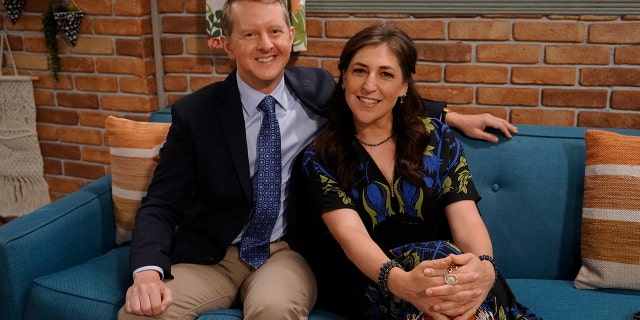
[574,130,640,290]
[508,279,640,319]
[23,246,130,320]
[105,116,170,245]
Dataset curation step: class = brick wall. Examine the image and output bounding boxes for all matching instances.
[2,0,639,199]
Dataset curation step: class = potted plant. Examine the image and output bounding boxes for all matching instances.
[42,0,84,80]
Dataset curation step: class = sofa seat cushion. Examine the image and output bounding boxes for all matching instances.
[197,308,346,320]
[508,279,640,319]
[24,246,130,320]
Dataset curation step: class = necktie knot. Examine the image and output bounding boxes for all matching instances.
[258,95,276,115]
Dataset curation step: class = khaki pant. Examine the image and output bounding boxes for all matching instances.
[118,241,316,320]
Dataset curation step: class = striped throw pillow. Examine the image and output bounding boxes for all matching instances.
[105,116,170,245]
[574,130,640,290]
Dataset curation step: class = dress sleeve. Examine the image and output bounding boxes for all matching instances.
[433,120,482,207]
[300,146,356,216]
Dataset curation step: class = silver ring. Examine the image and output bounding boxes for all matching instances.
[444,266,458,285]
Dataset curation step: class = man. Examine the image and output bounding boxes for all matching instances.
[119,1,516,319]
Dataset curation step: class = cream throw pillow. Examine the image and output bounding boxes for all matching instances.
[574,130,640,290]
[105,116,170,245]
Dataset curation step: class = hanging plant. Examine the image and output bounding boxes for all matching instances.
[41,0,84,81]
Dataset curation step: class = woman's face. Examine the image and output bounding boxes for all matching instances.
[343,44,408,129]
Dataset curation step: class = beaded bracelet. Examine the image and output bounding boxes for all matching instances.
[479,254,498,281]
[378,260,404,297]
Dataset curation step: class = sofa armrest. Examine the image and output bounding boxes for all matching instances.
[0,175,116,320]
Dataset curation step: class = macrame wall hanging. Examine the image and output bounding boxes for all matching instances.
[0,31,50,217]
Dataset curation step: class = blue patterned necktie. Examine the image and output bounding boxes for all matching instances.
[240,95,282,268]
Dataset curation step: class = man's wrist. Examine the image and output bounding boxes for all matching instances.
[133,266,164,280]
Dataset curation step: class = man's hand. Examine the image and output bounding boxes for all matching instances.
[445,112,518,143]
[125,270,173,316]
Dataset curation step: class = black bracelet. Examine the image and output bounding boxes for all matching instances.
[378,260,404,298]
[479,254,498,280]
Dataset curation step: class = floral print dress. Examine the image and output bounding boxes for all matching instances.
[301,118,540,320]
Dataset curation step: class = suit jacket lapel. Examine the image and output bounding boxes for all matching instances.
[216,72,253,205]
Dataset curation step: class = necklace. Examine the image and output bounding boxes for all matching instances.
[355,133,394,147]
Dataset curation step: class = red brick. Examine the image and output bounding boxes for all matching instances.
[64,162,106,180]
[615,46,640,65]
[24,36,47,53]
[611,90,640,111]
[215,59,235,74]
[116,38,154,58]
[162,37,184,55]
[445,66,508,84]
[305,19,323,38]
[580,68,640,86]
[477,44,540,64]
[449,21,510,40]
[74,0,112,15]
[158,0,183,13]
[588,23,640,44]
[164,57,214,74]
[511,109,575,126]
[387,21,446,40]
[37,108,79,125]
[120,77,158,95]
[101,95,158,113]
[545,45,610,65]
[302,40,346,58]
[477,87,539,106]
[415,64,442,83]
[416,43,471,63]
[40,142,81,159]
[514,22,585,42]
[95,18,152,36]
[60,128,103,145]
[325,20,382,38]
[56,93,100,109]
[164,75,189,92]
[37,124,59,141]
[114,0,150,16]
[74,76,119,92]
[96,58,155,77]
[162,16,204,34]
[512,67,576,85]
[185,0,205,13]
[578,111,640,129]
[190,76,226,92]
[43,159,63,175]
[416,86,474,104]
[542,89,607,108]
[60,57,95,73]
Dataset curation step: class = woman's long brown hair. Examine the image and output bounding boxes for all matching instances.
[312,23,430,189]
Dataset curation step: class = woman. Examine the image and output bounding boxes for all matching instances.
[300,24,539,320]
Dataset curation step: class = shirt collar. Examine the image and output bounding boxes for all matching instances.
[237,74,288,118]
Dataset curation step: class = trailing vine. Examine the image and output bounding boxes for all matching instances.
[42,2,63,81]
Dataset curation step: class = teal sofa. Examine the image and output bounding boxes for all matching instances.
[1,107,639,320]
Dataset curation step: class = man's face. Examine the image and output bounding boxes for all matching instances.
[221,1,295,94]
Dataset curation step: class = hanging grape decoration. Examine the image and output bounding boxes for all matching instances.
[3,0,26,24]
[53,10,83,46]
